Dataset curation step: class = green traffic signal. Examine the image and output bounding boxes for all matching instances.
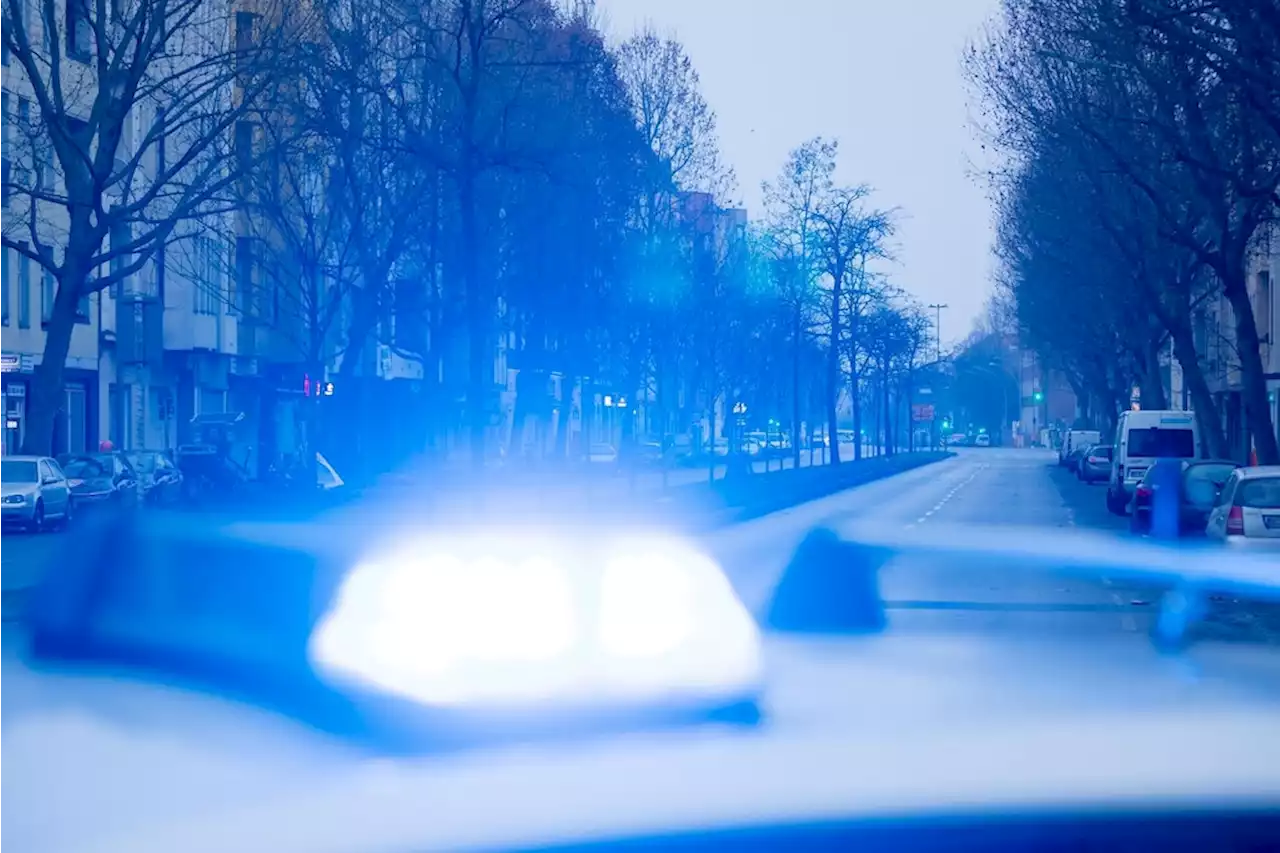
[1033,391,1044,402]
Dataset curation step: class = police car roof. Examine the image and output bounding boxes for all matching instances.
[4,624,1279,853]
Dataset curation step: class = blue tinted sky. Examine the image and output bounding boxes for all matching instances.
[597,0,999,341]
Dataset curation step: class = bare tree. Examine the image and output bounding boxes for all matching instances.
[1,0,289,453]
[811,178,896,462]
[762,137,834,465]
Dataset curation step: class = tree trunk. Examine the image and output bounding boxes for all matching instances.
[850,367,863,461]
[791,303,802,469]
[1169,327,1229,458]
[826,268,843,465]
[459,161,488,472]
[1222,265,1279,464]
[882,366,893,456]
[21,271,85,456]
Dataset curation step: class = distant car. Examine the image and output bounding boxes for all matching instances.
[1059,429,1101,467]
[1077,445,1113,484]
[974,434,991,448]
[1064,444,1091,473]
[946,434,967,447]
[1,455,74,531]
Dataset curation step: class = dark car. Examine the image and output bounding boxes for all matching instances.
[1077,444,1113,483]
[59,452,142,511]
[1065,444,1090,473]
[1129,459,1240,536]
[125,450,184,506]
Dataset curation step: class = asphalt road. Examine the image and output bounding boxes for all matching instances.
[4,447,1274,642]
[704,447,1277,645]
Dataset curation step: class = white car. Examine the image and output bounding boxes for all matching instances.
[974,434,991,448]
[1204,465,1280,544]
[1,455,74,531]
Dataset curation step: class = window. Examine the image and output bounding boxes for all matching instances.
[15,99,33,194]
[1237,477,1280,510]
[41,265,55,323]
[193,237,220,315]
[17,243,31,328]
[1259,270,1272,345]
[109,217,130,297]
[234,121,254,176]
[2,93,9,207]
[234,236,253,315]
[235,11,256,54]
[66,0,91,59]
[1127,428,1195,459]
[2,246,9,324]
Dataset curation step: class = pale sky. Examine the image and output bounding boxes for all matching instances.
[597,0,1000,343]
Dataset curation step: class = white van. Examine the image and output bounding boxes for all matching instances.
[1058,429,1101,466]
[1106,409,1199,515]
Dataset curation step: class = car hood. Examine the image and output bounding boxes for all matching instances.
[69,477,113,491]
[5,630,1280,853]
[2,483,38,498]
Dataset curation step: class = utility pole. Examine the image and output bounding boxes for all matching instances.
[928,303,948,364]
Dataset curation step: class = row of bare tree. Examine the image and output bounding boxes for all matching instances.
[2,0,928,466]
[968,0,1280,463]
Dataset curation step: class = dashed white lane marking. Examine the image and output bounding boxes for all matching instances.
[904,464,987,529]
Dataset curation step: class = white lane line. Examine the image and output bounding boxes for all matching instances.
[912,464,986,527]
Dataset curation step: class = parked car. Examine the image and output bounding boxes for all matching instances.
[1204,466,1280,544]
[1,455,74,531]
[59,452,142,511]
[1077,445,1113,484]
[1058,429,1101,467]
[124,450,184,506]
[1130,459,1241,537]
[1064,444,1091,473]
[974,434,991,448]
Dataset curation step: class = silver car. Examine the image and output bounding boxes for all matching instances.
[1077,444,1113,483]
[1,455,74,531]
[1204,465,1280,544]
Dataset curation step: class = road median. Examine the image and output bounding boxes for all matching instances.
[667,451,957,530]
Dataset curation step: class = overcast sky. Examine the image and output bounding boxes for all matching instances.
[596,0,1000,344]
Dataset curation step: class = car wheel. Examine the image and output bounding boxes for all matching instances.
[32,500,46,532]
[1106,488,1123,515]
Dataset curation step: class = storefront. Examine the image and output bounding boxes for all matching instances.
[1,352,98,455]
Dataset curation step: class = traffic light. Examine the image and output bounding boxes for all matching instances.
[1033,391,1044,402]
[942,419,951,430]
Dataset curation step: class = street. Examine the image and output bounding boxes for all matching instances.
[3,448,1273,643]
[701,447,1275,645]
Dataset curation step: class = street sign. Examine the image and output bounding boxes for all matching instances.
[911,403,935,422]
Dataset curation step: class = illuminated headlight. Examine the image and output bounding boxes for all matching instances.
[308,536,761,710]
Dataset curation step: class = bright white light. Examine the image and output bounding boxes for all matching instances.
[309,536,762,710]
[599,555,696,658]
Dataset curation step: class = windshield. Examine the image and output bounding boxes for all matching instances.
[1237,478,1280,510]
[2,460,39,483]
[61,456,111,479]
[1127,428,1195,459]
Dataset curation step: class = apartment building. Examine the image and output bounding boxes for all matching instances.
[2,0,242,458]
